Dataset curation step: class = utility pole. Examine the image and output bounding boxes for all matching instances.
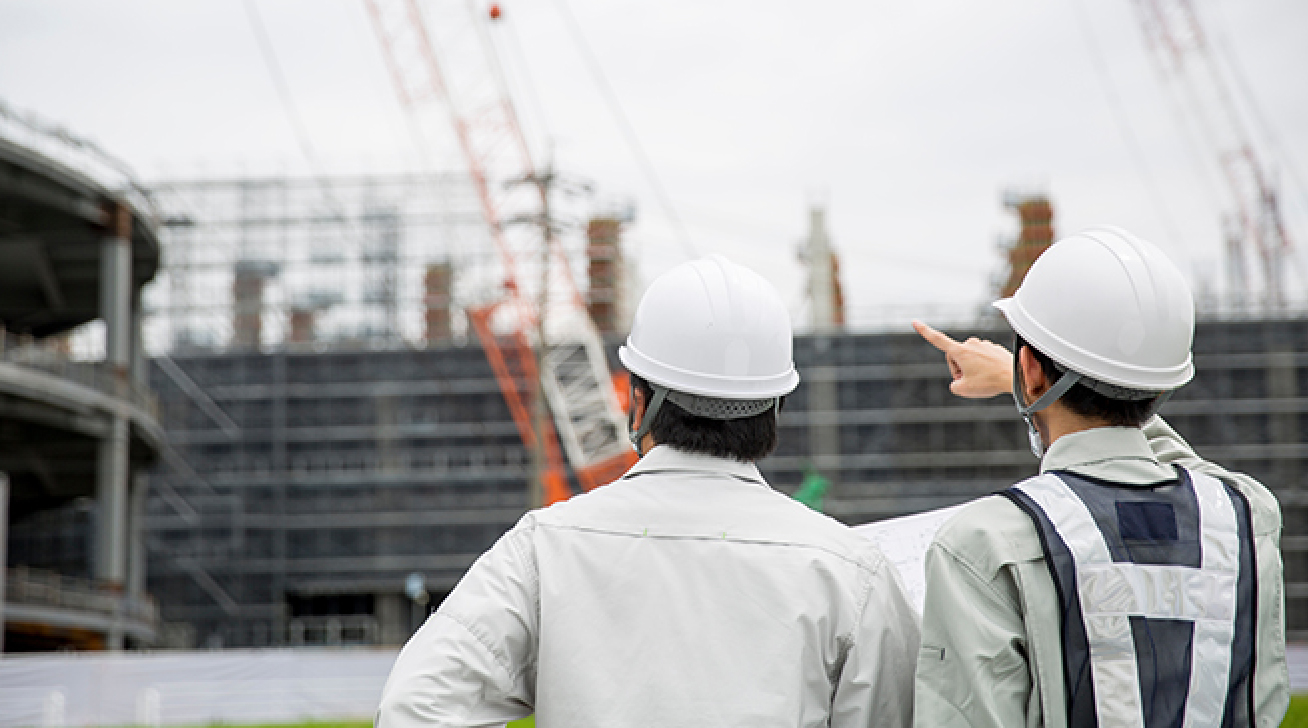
[507,165,593,507]
[508,165,558,509]
[533,167,554,510]
[806,206,836,332]
[800,204,842,503]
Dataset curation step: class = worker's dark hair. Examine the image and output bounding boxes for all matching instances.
[1015,335,1156,428]
[630,374,780,462]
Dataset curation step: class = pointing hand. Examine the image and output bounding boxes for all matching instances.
[912,320,1013,399]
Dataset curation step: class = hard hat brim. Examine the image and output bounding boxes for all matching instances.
[619,342,800,399]
[993,297,1194,391]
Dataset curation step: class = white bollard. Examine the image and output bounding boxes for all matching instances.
[136,687,161,728]
[41,691,64,728]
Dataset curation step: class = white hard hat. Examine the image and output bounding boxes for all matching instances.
[619,255,800,399]
[994,225,1195,392]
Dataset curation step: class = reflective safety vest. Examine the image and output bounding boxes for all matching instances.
[1002,468,1257,728]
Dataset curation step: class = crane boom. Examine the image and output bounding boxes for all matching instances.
[364,0,635,503]
[1133,0,1296,306]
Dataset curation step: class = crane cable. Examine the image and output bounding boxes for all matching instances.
[244,0,327,178]
[548,0,699,260]
[1207,3,1308,228]
[1069,0,1186,255]
[244,0,356,232]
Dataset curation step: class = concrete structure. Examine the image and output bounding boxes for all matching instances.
[998,191,1055,298]
[423,262,453,344]
[0,104,163,650]
[585,217,624,335]
[802,205,845,332]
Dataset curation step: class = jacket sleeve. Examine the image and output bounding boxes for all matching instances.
[914,538,1032,728]
[1143,415,1290,727]
[830,554,921,728]
[376,523,539,728]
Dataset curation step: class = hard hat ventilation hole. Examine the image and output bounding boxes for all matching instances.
[665,390,777,420]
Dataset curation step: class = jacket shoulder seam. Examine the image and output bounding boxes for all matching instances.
[535,521,883,573]
[933,537,1023,613]
[436,610,534,682]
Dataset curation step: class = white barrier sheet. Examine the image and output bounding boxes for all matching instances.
[853,504,969,616]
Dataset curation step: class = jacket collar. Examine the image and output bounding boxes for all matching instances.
[1040,425,1176,485]
[624,445,767,485]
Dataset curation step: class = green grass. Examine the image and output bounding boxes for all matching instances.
[1283,695,1308,728]
[164,698,1308,728]
[216,717,534,728]
[228,724,372,728]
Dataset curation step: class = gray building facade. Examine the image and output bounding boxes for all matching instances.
[144,319,1308,647]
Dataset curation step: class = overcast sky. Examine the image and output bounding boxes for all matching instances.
[2,0,1306,329]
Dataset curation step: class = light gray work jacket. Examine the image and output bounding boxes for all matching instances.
[377,445,920,728]
[913,417,1289,728]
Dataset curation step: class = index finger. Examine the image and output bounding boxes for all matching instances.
[912,320,959,353]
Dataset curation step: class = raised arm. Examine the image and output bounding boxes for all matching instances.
[912,321,1012,399]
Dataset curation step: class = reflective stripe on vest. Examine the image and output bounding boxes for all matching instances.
[1003,468,1257,728]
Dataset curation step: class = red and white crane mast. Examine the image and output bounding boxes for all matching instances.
[1133,0,1296,307]
[364,0,635,504]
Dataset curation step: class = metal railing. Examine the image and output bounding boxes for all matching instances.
[287,614,381,646]
[0,332,158,417]
[0,97,158,221]
[5,566,159,625]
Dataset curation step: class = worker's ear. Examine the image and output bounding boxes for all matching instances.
[1018,345,1050,403]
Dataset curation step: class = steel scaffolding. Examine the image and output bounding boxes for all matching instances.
[139,319,1308,646]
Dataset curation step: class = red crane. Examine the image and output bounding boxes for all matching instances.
[1133,0,1297,307]
[364,0,635,504]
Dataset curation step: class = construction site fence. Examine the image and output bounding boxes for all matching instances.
[0,648,398,728]
[0,645,1306,727]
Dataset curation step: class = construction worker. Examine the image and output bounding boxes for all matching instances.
[376,255,919,728]
[911,226,1288,728]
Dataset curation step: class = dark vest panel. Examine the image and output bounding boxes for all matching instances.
[1002,468,1257,728]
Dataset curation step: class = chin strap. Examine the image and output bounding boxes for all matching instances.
[1145,389,1174,420]
[1012,359,1082,459]
[1011,357,1175,459]
[628,383,668,457]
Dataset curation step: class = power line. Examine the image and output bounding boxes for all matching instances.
[1209,17,1308,226]
[495,9,555,162]
[548,0,699,260]
[243,0,326,176]
[243,0,374,238]
[1069,0,1186,254]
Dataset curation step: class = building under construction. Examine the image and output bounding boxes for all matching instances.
[144,318,1308,646]
[3,158,1304,650]
[124,175,1308,649]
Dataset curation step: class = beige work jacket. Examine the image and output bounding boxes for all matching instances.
[913,416,1289,728]
[378,445,920,728]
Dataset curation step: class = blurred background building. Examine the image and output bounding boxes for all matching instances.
[0,106,162,650]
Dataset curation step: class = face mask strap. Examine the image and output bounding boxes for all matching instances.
[628,383,668,456]
[1012,349,1082,458]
